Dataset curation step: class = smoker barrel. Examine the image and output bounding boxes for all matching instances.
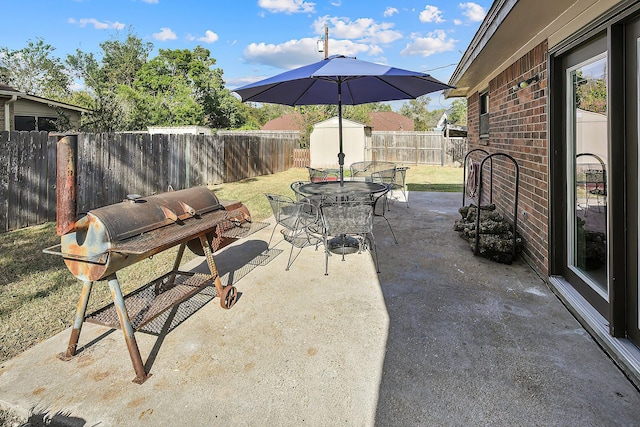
[49,186,250,282]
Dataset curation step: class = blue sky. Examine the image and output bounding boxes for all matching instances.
[0,0,490,109]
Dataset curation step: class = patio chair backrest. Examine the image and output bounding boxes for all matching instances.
[307,167,328,182]
[371,167,396,185]
[290,180,310,201]
[321,201,374,236]
[265,192,319,234]
[265,193,298,226]
[349,161,396,180]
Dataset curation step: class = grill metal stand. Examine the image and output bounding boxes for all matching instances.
[58,225,243,384]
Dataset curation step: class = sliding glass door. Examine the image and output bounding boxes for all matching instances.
[566,54,609,301]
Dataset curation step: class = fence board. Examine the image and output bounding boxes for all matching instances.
[370,131,466,166]
[1,130,465,233]
[0,130,298,233]
[0,132,8,231]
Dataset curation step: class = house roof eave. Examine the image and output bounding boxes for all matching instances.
[20,94,90,114]
[448,0,597,98]
[448,0,518,95]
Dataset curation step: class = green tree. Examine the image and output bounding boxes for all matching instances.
[0,38,71,101]
[248,103,294,127]
[66,31,153,131]
[343,102,392,124]
[576,75,607,114]
[125,46,246,129]
[67,49,119,131]
[448,98,467,125]
[399,96,444,130]
[101,31,153,87]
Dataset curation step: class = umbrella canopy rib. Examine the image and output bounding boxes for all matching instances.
[370,76,423,100]
[292,80,319,106]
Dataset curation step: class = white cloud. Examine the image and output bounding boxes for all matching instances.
[68,17,125,30]
[453,19,462,26]
[459,2,486,22]
[243,37,372,69]
[419,5,444,23]
[258,0,315,14]
[141,0,158,3]
[198,30,219,43]
[226,75,268,89]
[313,16,402,45]
[153,27,177,41]
[400,30,457,57]
[383,7,398,17]
[244,38,324,69]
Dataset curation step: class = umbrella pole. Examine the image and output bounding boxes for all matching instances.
[338,81,344,186]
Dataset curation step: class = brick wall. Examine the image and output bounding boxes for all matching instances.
[465,41,549,275]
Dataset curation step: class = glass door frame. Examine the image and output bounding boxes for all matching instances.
[564,52,609,302]
[550,15,634,338]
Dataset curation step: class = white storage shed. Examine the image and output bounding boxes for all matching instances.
[310,117,371,169]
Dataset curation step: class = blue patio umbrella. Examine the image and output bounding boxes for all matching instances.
[233,55,454,184]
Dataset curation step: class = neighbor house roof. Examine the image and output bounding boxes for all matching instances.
[447,0,615,98]
[261,112,304,131]
[368,111,414,131]
[0,83,89,113]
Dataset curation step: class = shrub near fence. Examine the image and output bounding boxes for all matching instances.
[0,130,299,233]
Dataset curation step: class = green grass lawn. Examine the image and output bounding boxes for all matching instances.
[0,164,462,363]
[210,164,463,221]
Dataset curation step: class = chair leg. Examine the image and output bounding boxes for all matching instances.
[285,242,303,271]
[324,237,330,276]
[367,233,380,273]
[266,223,278,249]
[401,187,409,208]
[378,214,398,244]
[284,229,309,271]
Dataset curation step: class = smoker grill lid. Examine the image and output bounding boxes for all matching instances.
[87,186,224,242]
[110,209,230,255]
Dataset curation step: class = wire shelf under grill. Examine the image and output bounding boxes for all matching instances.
[86,271,214,331]
[220,221,269,240]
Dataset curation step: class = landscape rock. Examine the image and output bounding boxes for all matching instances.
[454,204,523,264]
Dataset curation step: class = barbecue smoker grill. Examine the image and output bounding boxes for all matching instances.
[45,135,256,384]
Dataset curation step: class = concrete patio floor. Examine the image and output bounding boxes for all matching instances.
[1,191,639,426]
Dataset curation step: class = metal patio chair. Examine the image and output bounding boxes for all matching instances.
[307,166,328,182]
[290,180,310,201]
[368,171,399,244]
[371,166,409,208]
[264,193,321,270]
[319,200,380,275]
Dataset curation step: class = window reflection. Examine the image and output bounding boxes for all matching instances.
[570,56,608,295]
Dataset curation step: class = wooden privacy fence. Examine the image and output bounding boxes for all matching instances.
[369,131,467,165]
[0,130,299,233]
